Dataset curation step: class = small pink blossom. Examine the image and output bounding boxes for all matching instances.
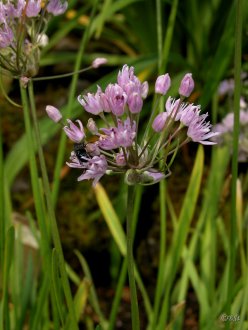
[179,73,194,97]
[46,0,68,16]
[92,57,108,68]
[63,119,85,143]
[105,84,127,116]
[152,112,168,132]
[26,0,41,17]
[46,105,62,123]
[77,155,108,186]
[155,74,171,95]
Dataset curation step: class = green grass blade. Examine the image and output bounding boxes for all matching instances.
[0,226,15,330]
[157,145,204,329]
[74,250,108,330]
[94,183,127,256]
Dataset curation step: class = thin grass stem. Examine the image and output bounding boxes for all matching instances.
[226,0,242,324]
[126,185,140,330]
[27,80,78,329]
[51,0,99,206]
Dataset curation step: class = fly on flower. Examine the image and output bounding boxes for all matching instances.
[46,64,219,186]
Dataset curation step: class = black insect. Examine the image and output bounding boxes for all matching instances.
[74,143,90,164]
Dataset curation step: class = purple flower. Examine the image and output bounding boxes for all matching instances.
[155,74,171,95]
[78,87,103,115]
[99,118,136,150]
[87,118,98,134]
[117,64,148,100]
[165,97,181,120]
[2,1,25,18]
[63,119,85,143]
[179,73,194,97]
[143,170,166,183]
[152,112,168,132]
[0,24,14,48]
[77,155,108,186]
[115,118,136,147]
[105,84,127,116]
[115,151,127,166]
[187,114,219,145]
[26,0,41,17]
[46,0,68,16]
[179,103,201,126]
[47,64,218,187]
[128,92,143,114]
[46,105,62,123]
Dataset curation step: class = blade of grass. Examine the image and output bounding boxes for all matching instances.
[74,250,108,330]
[51,249,66,327]
[225,0,242,323]
[51,0,99,206]
[0,226,15,330]
[94,183,127,256]
[156,145,204,329]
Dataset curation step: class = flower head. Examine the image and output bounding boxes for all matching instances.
[0,0,68,77]
[212,104,248,161]
[47,65,218,186]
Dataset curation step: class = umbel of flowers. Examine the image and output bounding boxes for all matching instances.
[212,98,248,162]
[0,0,68,77]
[46,65,219,186]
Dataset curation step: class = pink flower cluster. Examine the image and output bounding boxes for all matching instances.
[0,0,68,76]
[46,65,218,186]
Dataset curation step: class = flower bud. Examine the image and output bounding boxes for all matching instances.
[46,0,68,16]
[26,0,41,17]
[115,152,126,166]
[92,57,108,68]
[125,169,165,185]
[46,105,62,123]
[152,112,168,132]
[141,81,149,99]
[179,73,194,97]
[128,92,143,113]
[87,118,98,134]
[155,73,171,95]
[142,170,165,184]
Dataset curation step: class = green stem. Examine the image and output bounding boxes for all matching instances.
[226,0,242,323]
[150,181,166,329]
[126,185,140,330]
[0,114,5,272]
[108,259,128,330]
[27,81,78,330]
[51,0,99,206]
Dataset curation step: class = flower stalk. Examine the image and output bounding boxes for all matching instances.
[126,185,140,330]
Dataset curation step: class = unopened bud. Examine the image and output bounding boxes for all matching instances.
[179,73,194,97]
[92,57,108,68]
[46,105,62,123]
[152,112,168,132]
[155,73,171,95]
[87,118,98,134]
[128,92,143,114]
